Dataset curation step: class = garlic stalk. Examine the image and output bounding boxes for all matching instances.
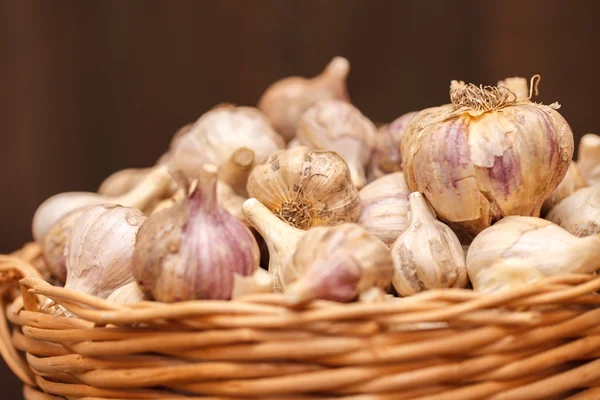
[218,147,255,197]
[242,198,305,292]
[98,168,151,196]
[390,192,467,296]
[246,146,361,229]
[33,164,173,242]
[369,111,417,179]
[358,172,410,246]
[497,77,529,100]
[297,99,376,188]
[106,282,146,305]
[546,186,600,237]
[65,205,146,299]
[168,105,284,180]
[133,165,259,302]
[285,223,393,304]
[402,76,574,238]
[577,133,600,186]
[258,56,351,142]
[467,216,600,293]
[541,162,586,214]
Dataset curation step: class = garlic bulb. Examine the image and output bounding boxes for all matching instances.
[297,99,376,188]
[390,192,467,296]
[358,172,410,246]
[33,165,173,242]
[156,123,193,166]
[106,282,146,304]
[218,147,255,197]
[168,105,284,180]
[369,111,417,179]
[285,223,393,304]
[133,165,259,302]
[402,77,574,238]
[98,168,151,196]
[65,205,146,299]
[287,138,302,149]
[541,162,587,214]
[258,56,351,143]
[246,146,360,229]
[546,187,600,236]
[497,77,529,100]
[242,198,305,292]
[577,133,600,186]
[467,216,600,293]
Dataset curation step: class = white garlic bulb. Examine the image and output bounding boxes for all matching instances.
[402,77,574,238]
[369,111,417,179]
[390,192,467,296]
[546,186,600,237]
[242,198,305,292]
[65,205,146,299]
[98,168,151,197]
[467,216,600,293]
[297,99,376,188]
[258,56,351,142]
[246,146,361,229]
[33,165,173,243]
[106,282,146,305]
[577,133,600,186]
[358,172,410,246]
[541,162,586,215]
[286,223,393,303]
[133,165,259,302]
[168,105,284,180]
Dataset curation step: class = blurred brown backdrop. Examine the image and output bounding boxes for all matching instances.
[1,0,600,397]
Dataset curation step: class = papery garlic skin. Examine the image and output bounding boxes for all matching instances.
[168,105,284,179]
[546,187,600,237]
[369,111,417,179]
[242,198,305,292]
[65,205,146,299]
[402,80,574,238]
[247,146,360,229]
[258,56,351,142]
[297,99,376,188]
[98,168,151,197]
[358,173,410,246]
[577,133,600,186]
[467,216,600,293]
[33,165,173,242]
[106,282,146,305]
[133,165,259,302]
[391,192,467,296]
[285,223,393,304]
[542,162,587,214]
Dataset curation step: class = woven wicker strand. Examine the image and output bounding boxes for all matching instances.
[1,243,599,399]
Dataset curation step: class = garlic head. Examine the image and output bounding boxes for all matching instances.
[369,111,417,179]
[546,186,600,236]
[577,133,600,186]
[98,168,151,197]
[541,161,587,214]
[106,282,146,305]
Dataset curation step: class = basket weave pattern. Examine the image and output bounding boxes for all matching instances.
[1,243,600,399]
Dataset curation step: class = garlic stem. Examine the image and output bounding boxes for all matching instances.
[192,164,219,212]
[219,147,255,197]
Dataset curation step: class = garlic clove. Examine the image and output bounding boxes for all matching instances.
[242,198,305,292]
[369,111,418,179]
[358,172,410,246]
[133,165,260,302]
[577,133,600,186]
[246,146,361,230]
[546,186,600,237]
[231,269,273,299]
[257,56,351,142]
[297,99,376,189]
[466,216,600,293]
[218,147,255,197]
[106,281,147,305]
[65,205,146,299]
[541,161,587,215]
[168,105,284,181]
[33,164,174,242]
[285,223,393,304]
[98,168,152,197]
[390,192,467,296]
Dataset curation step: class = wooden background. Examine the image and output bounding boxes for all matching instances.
[1,0,600,396]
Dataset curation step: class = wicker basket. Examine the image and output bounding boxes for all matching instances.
[1,243,600,400]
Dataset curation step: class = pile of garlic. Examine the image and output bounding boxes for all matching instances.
[30,60,600,311]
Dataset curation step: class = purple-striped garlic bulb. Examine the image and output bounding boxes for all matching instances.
[402,77,574,238]
[132,165,259,302]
